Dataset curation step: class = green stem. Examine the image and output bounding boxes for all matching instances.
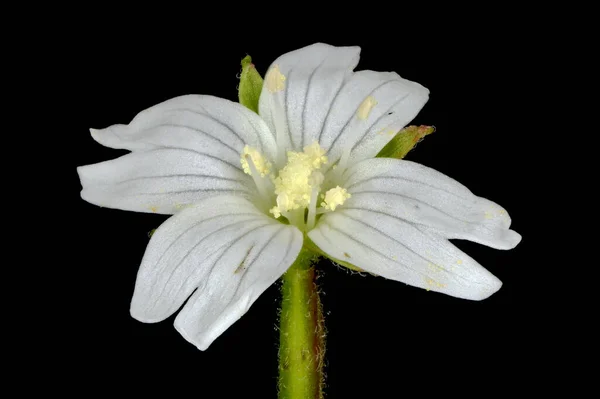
[278,247,325,399]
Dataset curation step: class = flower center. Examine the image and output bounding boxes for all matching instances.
[240,142,351,230]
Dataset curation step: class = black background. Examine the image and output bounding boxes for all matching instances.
[62,20,544,397]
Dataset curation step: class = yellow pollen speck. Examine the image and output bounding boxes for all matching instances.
[321,186,351,211]
[265,64,286,93]
[427,262,443,273]
[378,128,396,136]
[425,277,446,289]
[456,259,463,265]
[484,211,494,219]
[150,206,158,213]
[357,96,377,120]
[240,145,271,177]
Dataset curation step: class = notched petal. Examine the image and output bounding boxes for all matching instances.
[309,211,502,301]
[129,195,303,350]
[341,158,521,250]
[258,43,430,167]
[77,148,255,214]
[89,94,278,161]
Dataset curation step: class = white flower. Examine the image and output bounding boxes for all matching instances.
[77,43,521,350]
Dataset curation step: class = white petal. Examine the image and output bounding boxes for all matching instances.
[90,94,278,162]
[259,43,359,151]
[130,195,303,350]
[258,43,428,166]
[77,148,255,214]
[308,210,502,301]
[341,158,521,249]
[320,70,429,171]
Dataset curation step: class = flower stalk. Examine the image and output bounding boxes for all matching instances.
[278,246,325,399]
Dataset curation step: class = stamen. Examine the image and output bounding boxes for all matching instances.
[306,185,320,231]
[337,145,351,175]
[305,170,323,231]
[240,140,350,229]
[321,186,351,211]
[270,207,282,219]
[303,142,328,169]
[324,144,351,187]
[270,143,327,222]
[245,154,272,203]
[241,145,271,177]
[285,208,304,227]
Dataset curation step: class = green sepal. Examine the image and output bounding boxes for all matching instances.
[238,55,264,113]
[376,125,435,159]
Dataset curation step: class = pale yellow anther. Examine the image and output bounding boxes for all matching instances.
[265,64,286,93]
[303,142,328,169]
[241,141,353,222]
[357,96,378,120]
[484,211,494,219]
[269,206,282,219]
[270,142,328,218]
[276,192,294,212]
[321,186,351,211]
[240,145,271,177]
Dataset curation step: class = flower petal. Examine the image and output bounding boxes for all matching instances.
[77,148,255,214]
[258,43,429,166]
[130,195,303,350]
[321,70,429,170]
[89,94,278,162]
[258,43,360,152]
[308,210,502,300]
[341,158,521,249]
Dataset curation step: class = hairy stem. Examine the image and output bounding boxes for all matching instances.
[278,247,325,399]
